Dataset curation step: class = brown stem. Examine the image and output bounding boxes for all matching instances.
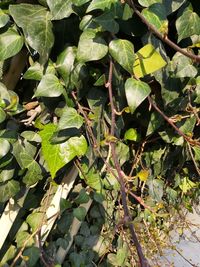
[148,96,200,146]
[126,0,200,63]
[106,60,150,267]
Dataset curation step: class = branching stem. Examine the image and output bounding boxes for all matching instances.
[106,60,150,267]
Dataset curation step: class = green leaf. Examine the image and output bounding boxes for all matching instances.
[0,8,9,28]
[58,107,84,130]
[87,0,118,12]
[84,167,102,191]
[0,107,6,123]
[27,212,45,232]
[179,177,196,194]
[75,189,90,204]
[21,131,42,143]
[147,178,164,202]
[47,0,74,20]
[0,180,20,202]
[40,124,87,178]
[60,135,88,159]
[176,6,200,42]
[9,4,54,63]
[23,247,40,267]
[192,146,200,161]
[133,44,167,78]
[39,124,66,178]
[94,12,119,34]
[23,62,43,81]
[109,39,134,74]
[0,168,15,182]
[73,206,87,221]
[20,153,35,168]
[73,0,91,6]
[0,139,10,159]
[124,128,141,142]
[125,78,151,113]
[142,3,168,33]
[56,46,76,86]
[0,245,16,266]
[170,52,197,78]
[138,0,161,7]
[0,28,24,61]
[77,29,108,62]
[16,231,34,248]
[34,74,64,97]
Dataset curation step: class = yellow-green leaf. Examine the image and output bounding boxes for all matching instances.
[136,169,149,182]
[133,44,167,78]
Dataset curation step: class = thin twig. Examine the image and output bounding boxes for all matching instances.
[148,96,200,146]
[187,142,200,176]
[106,59,150,267]
[126,0,200,63]
[128,191,154,212]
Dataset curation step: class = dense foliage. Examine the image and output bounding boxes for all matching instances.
[0,0,200,266]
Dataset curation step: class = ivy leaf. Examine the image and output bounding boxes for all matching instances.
[59,135,88,160]
[0,139,10,159]
[0,28,24,61]
[125,78,151,113]
[23,62,43,81]
[21,131,42,143]
[39,124,66,178]
[0,107,6,123]
[0,180,20,203]
[34,74,64,97]
[94,12,119,34]
[40,124,87,178]
[46,0,74,20]
[179,177,196,194]
[109,39,134,74]
[142,3,168,34]
[176,6,200,42]
[56,46,77,86]
[73,0,91,6]
[171,52,197,78]
[133,44,167,78]
[27,212,46,232]
[147,178,164,202]
[138,0,161,7]
[77,29,108,62]
[192,146,200,161]
[9,4,54,63]
[124,128,140,142]
[73,206,87,221]
[20,153,42,186]
[23,247,40,267]
[87,0,118,12]
[0,9,9,28]
[58,107,84,130]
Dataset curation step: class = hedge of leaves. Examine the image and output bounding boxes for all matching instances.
[0,0,200,266]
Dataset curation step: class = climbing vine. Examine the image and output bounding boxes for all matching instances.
[0,0,200,266]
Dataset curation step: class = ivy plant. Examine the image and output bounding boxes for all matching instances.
[0,0,200,266]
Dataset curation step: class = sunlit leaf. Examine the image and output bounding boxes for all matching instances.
[109,39,134,74]
[0,28,24,61]
[125,78,151,113]
[46,0,74,20]
[133,44,167,78]
[34,74,64,97]
[77,29,108,62]
[9,4,54,63]
[176,6,200,42]
[58,107,84,130]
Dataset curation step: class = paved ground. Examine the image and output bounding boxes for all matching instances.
[150,208,200,267]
